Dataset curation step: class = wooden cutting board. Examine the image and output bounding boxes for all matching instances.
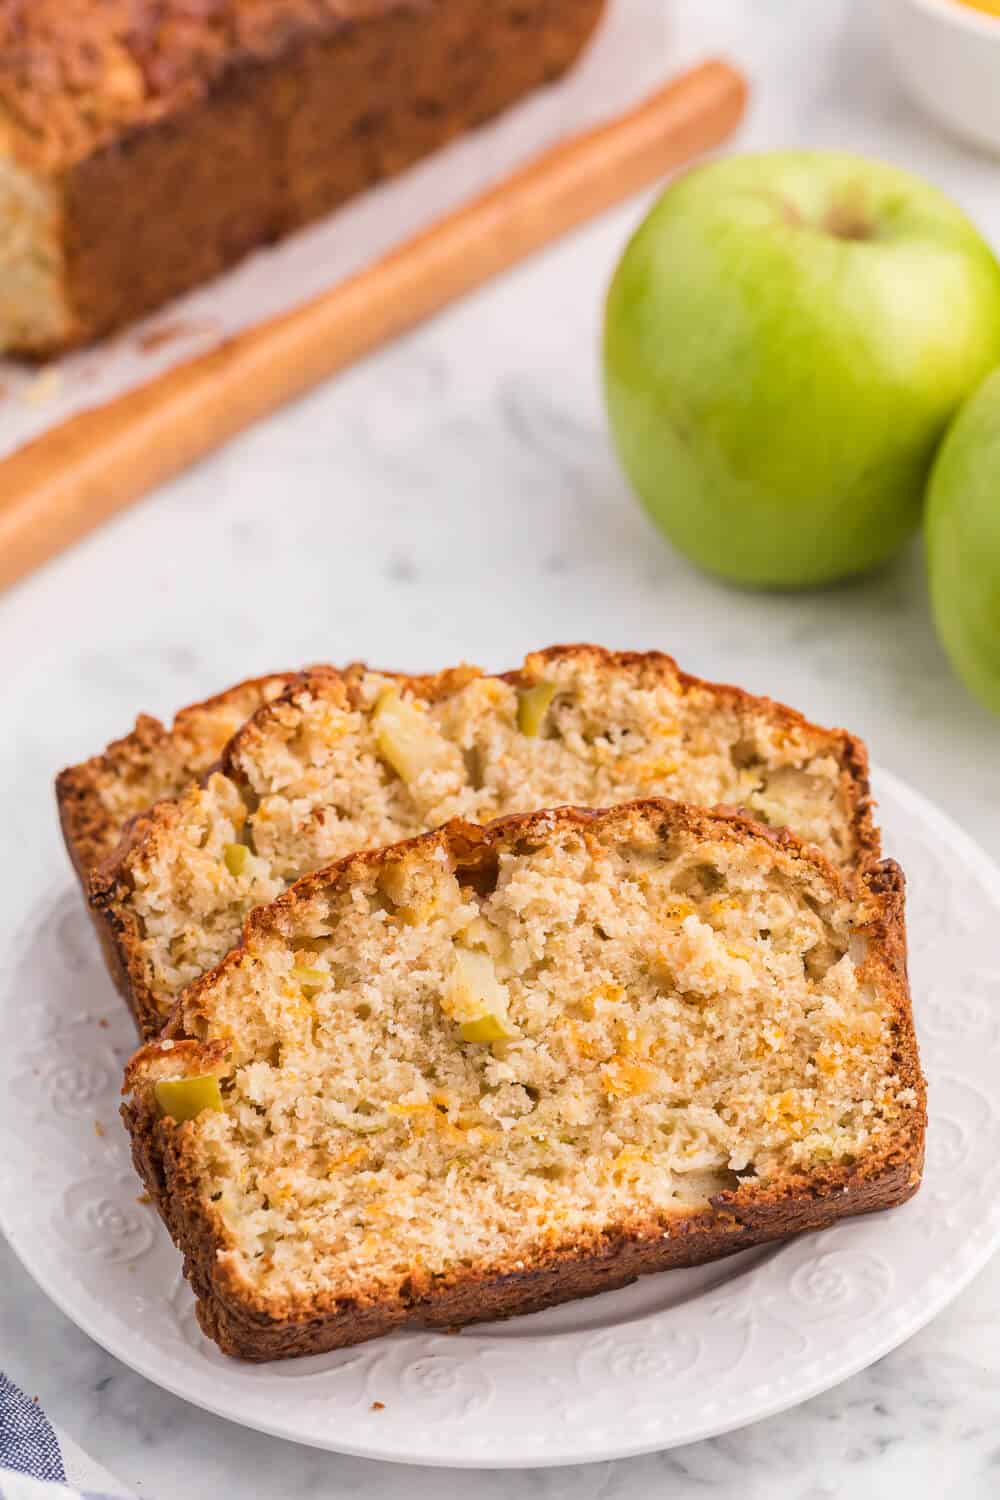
[0,60,747,591]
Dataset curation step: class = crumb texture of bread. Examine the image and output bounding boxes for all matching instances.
[123,801,924,1359]
[0,150,69,347]
[57,672,294,879]
[93,647,877,1035]
[0,1,606,353]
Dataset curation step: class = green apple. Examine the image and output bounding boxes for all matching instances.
[604,150,1000,588]
[926,367,1000,713]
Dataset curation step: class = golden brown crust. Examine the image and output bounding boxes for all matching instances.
[122,798,924,1361]
[0,2,452,171]
[88,798,190,1032]
[4,0,607,353]
[57,671,297,1010]
[56,670,298,879]
[57,714,171,889]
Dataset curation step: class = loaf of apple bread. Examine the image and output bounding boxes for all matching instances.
[0,0,606,354]
[123,799,923,1360]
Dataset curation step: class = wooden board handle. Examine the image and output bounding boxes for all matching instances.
[0,59,747,590]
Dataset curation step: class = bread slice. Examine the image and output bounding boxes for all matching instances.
[122,799,924,1361]
[91,646,879,1038]
[57,672,297,882]
[56,673,298,1002]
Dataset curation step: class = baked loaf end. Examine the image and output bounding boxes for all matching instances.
[123,800,924,1361]
[0,0,607,355]
[90,644,880,1038]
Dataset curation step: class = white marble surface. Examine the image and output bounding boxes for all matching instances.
[2,1,1000,1495]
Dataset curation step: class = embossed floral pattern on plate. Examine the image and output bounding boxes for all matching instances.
[2,770,1000,1467]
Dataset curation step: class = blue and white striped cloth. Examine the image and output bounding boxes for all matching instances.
[0,1375,130,1500]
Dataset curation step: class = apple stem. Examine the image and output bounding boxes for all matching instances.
[823,190,875,242]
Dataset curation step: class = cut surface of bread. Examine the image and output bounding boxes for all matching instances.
[123,800,924,1361]
[0,0,605,354]
[91,646,879,1037]
[57,672,297,881]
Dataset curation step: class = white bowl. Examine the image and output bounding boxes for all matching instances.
[882,0,1000,153]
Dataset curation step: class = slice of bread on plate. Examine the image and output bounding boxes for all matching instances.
[89,645,879,1038]
[57,672,297,1007]
[122,799,924,1361]
[56,671,297,881]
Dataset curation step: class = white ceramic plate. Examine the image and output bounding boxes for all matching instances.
[3,768,1000,1468]
[881,0,1000,155]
